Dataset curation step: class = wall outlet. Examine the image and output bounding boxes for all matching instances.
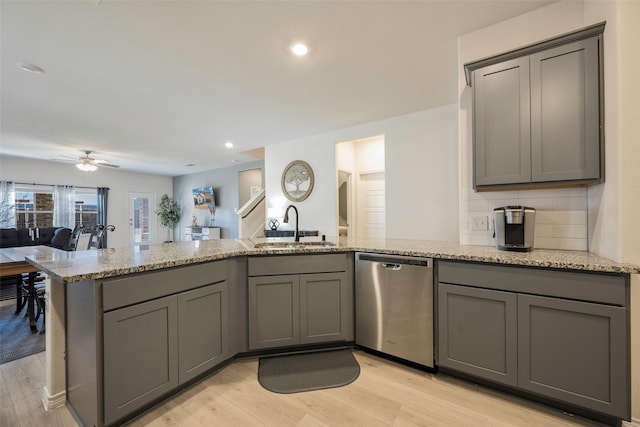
[470,215,488,231]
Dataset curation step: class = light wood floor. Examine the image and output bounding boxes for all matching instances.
[0,350,606,427]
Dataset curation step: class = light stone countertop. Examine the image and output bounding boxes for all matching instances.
[25,236,640,283]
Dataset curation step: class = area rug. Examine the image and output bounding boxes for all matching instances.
[0,280,18,302]
[0,303,45,364]
[258,348,360,394]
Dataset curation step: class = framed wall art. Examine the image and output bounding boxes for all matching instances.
[281,160,314,202]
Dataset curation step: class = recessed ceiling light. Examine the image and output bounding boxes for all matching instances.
[230,159,237,163]
[185,163,196,167]
[225,141,234,148]
[16,62,45,74]
[290,42,309,57]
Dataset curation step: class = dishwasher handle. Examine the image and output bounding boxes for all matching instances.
[380,263,401,270]
[358,253,432,268]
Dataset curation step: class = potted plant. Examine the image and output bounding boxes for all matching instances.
[156,194,181,243]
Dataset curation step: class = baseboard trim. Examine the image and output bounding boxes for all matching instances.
[622,418,640,427]
[42,386,66,411]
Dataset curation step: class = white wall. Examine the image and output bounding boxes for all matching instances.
[265,105,459,241]
[584,1,640,265]
[616,1,640,266]
[0,155,172,248]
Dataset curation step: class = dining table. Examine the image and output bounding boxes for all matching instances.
[0,245,63,332]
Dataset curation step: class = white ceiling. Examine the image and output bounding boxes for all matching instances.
[1,0,553,176]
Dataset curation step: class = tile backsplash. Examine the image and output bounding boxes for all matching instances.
[462,187,588,251]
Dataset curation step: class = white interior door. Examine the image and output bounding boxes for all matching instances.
[129,192,156,245]
[357,172,385,238]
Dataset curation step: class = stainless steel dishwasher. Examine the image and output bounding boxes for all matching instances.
[355,252,434,367]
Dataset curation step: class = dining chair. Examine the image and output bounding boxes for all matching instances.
[87,224,115,250]
[67,224,84,251]
[87,225,105,250]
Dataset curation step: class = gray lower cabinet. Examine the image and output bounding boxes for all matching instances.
[103,296,179,425]
[438,283,517,386]
[300,272,351,344]
[248,272,351,349]
[437,260,629,420]
[248,254,354,350]
[66,260,231,427]
[248,274,300,349]
[178,282,228,383]
[470,27,603,189]
[103,281,228,425]
[518,294,627,418]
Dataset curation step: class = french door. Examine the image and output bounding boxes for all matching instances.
[129,192,156,245]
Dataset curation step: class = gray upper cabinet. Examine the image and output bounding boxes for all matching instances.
[467,23,604,189]
[474,57,531,186]
[530,38,600,182]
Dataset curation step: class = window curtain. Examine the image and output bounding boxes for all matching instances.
[53,185,75,228]
[97,187,109,247]
[0,180,16,228]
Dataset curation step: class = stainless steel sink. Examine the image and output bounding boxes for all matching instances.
[254,241,336,249]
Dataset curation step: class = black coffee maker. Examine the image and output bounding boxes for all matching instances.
[493,206,536,251]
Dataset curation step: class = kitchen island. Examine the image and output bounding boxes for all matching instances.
[26,237,640,426]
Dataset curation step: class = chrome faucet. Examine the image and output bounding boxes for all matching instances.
[283,204,300,242]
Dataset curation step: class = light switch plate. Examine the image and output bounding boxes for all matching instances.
[470,215,488,231]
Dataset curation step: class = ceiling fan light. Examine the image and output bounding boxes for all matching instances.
[76,163,97,172]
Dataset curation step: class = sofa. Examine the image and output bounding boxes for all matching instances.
[0,227,72,250]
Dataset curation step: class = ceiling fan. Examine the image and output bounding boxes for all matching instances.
[58,150,121,172]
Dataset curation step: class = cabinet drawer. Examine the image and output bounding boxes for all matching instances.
[248,254,347,276]
[438,261,626,306]
[103,260,226,311]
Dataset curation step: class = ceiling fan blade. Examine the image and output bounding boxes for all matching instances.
[96,162,120,168]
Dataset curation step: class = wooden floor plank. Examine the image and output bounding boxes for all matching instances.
[1,350,608,427]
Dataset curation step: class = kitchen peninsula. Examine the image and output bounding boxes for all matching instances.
[27,238,639,427]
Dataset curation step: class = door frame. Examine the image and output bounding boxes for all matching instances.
[336,169,354,238]
[128,192,157,245]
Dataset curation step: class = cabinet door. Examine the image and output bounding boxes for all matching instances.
[518,294,628,419]
[103,295,178,425]
[530,37,600,182]
[300,272,352,344]
[474,57,531,186]
[438,283,518,386]
[248,275,300,349]
[178,282,228,384]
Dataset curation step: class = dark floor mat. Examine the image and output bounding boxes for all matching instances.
[258,348,360,394]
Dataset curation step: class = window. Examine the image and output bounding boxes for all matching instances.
[12,185,99,230]
[75,191,98,229]
[14,190,54,229]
